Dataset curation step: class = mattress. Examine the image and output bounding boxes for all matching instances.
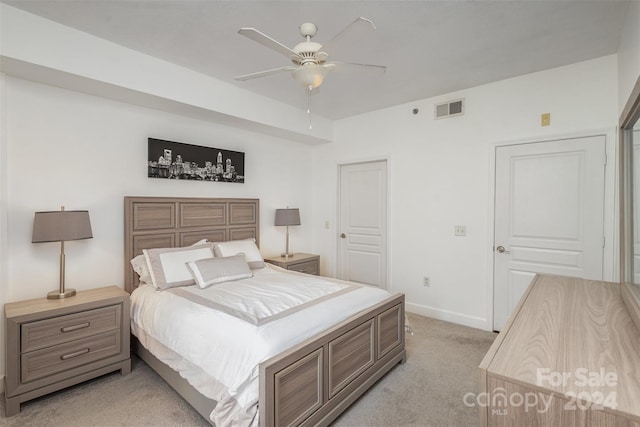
[130,264,392,426]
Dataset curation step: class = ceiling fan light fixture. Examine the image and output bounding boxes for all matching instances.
[292,64,329,89]
[235,17,384,118]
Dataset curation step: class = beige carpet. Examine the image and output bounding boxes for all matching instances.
[0,313,496,427]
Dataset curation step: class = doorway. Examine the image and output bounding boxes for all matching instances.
[337,160,388,289]
[493,136,606,330]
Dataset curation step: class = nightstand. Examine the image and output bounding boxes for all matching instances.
[264,253,320,275]
[4,286,131,416]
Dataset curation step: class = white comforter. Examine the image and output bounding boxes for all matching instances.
[130,265,392,426]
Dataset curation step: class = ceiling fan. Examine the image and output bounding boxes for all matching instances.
[234,17,386,92]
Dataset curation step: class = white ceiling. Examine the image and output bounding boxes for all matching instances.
[3,0,630,120]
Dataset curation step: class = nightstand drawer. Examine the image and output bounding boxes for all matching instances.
[21,305,121,353]
[21,330,122,383]
[289,260,319,275]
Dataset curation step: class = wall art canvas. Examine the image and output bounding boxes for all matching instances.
[148,138,245,183]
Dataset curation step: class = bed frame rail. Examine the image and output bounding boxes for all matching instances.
[259,293,406,427]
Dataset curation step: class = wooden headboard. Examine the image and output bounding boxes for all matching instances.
[124,196,260,293]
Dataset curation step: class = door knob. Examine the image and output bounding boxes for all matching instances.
[340,233,346,238]
[496,245,510,253]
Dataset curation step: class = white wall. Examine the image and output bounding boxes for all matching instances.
[311,55,619,330]
[618,0,640,114]
[5,76,315,301]
[0,76,315,383]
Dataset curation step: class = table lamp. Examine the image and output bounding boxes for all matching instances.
[32,206,93,299]
[274,208,300,258]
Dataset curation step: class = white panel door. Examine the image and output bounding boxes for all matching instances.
[338,160,387,289]
[493,136,606,330]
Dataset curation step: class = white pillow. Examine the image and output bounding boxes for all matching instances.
[143,243,215,290]
[213,238,264,269]
[186,253,252,288]
[130,254,152,284]
[131,239,210,285]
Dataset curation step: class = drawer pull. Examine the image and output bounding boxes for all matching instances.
[61,322,91,333]
[60,348,90,360]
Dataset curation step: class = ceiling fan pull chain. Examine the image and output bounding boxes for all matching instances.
[307,85,313,130]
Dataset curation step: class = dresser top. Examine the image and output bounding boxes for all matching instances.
[481,274,640,418]
[5,286,126,320]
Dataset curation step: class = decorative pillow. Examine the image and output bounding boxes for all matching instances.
[143,243,215,290]
[186,253,253,288]
[213,238,265,269]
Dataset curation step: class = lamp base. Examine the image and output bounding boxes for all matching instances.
[280,253,294,259]
[47,288,76,299]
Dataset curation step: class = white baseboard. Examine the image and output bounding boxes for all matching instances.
[406,302,491,331]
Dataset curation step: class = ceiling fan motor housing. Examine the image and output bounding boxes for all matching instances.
[292,41,324,65]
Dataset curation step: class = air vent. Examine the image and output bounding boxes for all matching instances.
[434,98,464,119]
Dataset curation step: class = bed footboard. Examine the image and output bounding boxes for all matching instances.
[259,293,406,427]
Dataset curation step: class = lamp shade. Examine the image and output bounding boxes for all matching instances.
[274,208,301,226]
[32,210,93,243]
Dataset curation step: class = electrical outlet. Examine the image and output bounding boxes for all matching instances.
[423,276,430,287]
[454,225,466,236]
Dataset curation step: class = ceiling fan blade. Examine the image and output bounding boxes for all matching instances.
[235,66,297,81]
[320,17,377,55]
[238,28,301,61]
[331,61,387,74]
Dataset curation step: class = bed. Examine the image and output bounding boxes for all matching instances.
[124,196,406,426]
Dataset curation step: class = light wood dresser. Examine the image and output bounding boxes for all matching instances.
[4,286,131,416]
[264,253,320,275]
[479,275,640,426]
